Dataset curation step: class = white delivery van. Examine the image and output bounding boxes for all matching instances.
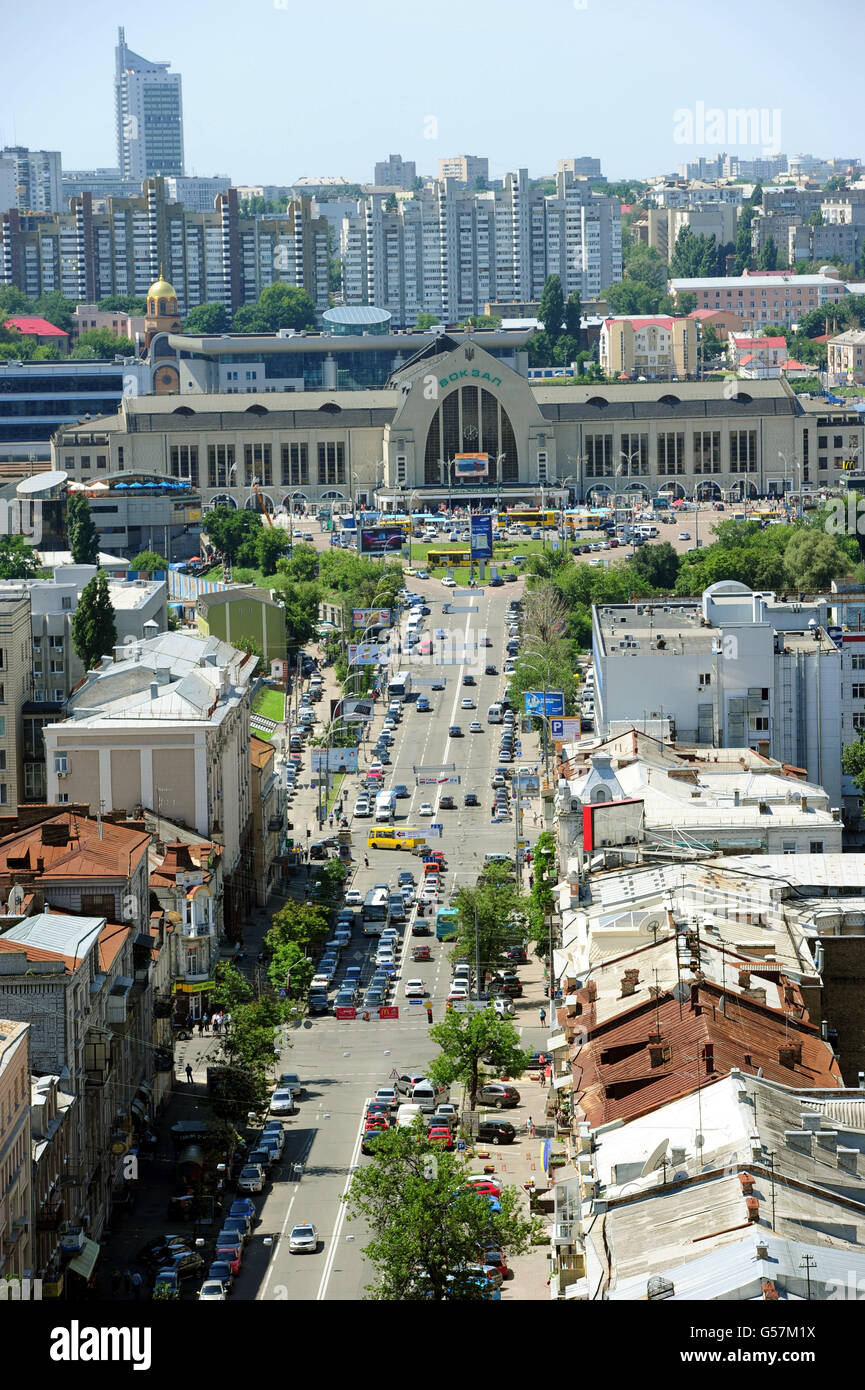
[375,789,396,823]
[396,1103,422,1128]
[487,703,504,724]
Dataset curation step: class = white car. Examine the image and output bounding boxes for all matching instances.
[270,1089,297,1115]
[288,1223,319,1255]
[237,1164,265,1193]
[345,888,362,906]
[678,531,691,541]
[469,721,483,733]
[416,569,430,580]
[353,799,371,817]
[401,884,415,904]
[460,697,475,709]
[420,887,439,905]
[404,978,425,997]
[447,984,468,1001]
[441,577,457,587]
[419,802,434,816]
[493,996,515,1017]
[198,1280,227,1300]
[309,973,330,992]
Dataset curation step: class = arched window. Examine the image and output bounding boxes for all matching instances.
[423,385,519,483]
[591,786,610,803]
[158,299,166,315]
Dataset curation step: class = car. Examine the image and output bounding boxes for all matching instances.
[397,869,416,887]
[462,674,476,686]
[416,569,430,579]
[511,554,527,565]
[465,1175,502,1196]
[497,978,523,998]
[288,1223,319,1254]
[137,1235,190,1266]
[464,791,479,806]
[439,795,455,810]
[307,991,329,1014]
[378,730,394,746]
[460,698,475,712]
[411,943,432,962]
[503,572,517,583]
[504,944,528,964]
[197,1279,227,1300]
[441,577,456,587]
[419,801,434,816]
[428,1125,454,1149]
[480,1246,510,1281]
[154,1250,205,1283]
[416,696,431,712]
[361,1128,388,1154]
[493,996,515,1018]
[396,1070,428,1095]
[353,799,371,817]
[678,531,691,541]
[213,1241,242,1276]
[447,985,468,1003]
[391,783,410,801]
[448,725,462,737]
[270,1089,297,1116]
[477,1119,517,1145]
[484,664,498,675]
[477,1083,521,1109]
[404,978,425,997]
[412,919,432,937]
[364,990,385,1010]
[431,1103,459,1128]
[431,677,446,691]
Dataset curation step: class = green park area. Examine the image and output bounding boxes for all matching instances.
[252,686,286,723]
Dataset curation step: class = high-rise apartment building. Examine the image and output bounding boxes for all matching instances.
[343,168,621,328]
[115,27,184,181]
[437,155,489,186]
[0,587,33,818]
[0,147,63,214]
[557,156,603,179]
[373,154,416,189]
[0,179,330,317]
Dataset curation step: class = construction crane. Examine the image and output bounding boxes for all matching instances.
[252,481,274,527]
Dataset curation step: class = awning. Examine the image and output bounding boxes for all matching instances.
[547,1033,569,1051]
[172,979,215,993]
[68,1237,100,1281]
[131,1099,147,1118]
[553,1071,574,1092]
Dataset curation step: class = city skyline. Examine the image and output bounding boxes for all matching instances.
[0,0,862,187]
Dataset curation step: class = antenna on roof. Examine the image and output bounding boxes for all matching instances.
[98,799,104,840]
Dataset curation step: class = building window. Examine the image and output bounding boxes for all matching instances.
[853,685,865,700]
[657,432,685,475]
[749,716,769,731]
[818,457,828,471]
[810,840,824,854]
[96,455,107,470]
[620,433,648,475]
[730,430,757,473]
[316,441,345,486]
[117,446,124,466]
[693,431,721,474]
[0,751,6,772]
[853,712,865,730]
[62,596,72,611]
[852,655,865,671]
[0,786,7,806]
[396,454,407,486]
[281,443,308,487]
[169,444,200,485]
[782,841,796,854]
[53,753,68,774]
[536,451,547,483]
[80,455,90,470]
[0,717,6,737]
[207,443,236,489]
[58,792,68,804]
[761,688,769,700]
[52,688,64,703]
[585,434,613,478]
[244,443,272,486]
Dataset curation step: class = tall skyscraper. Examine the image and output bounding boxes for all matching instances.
[115,27,184,182]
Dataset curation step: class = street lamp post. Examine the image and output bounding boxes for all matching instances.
[522,649,556,785]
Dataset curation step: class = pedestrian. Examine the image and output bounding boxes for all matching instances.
[131,1270,143,1299]
[111,1268,122,1296]
[211,1012,218,1033]
[537,1052,546,1081]
[530,1118,536,1137]
[364,855,369,869]
[329,814,334,829]
[225,1012,232,1033]
[122,1269,132,1294]
[185,1063,194,1084]
[525,1116,532,1135]
[198,1016,205,1036]
[539,1007,546,1026]
[528,872,534,890]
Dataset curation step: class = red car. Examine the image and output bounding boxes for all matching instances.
[427,1126,454,1149]
[213,1241,242,1275]
[364,1115,389,1132]
[411,944,432,962]
[482,637,493,647]
[465,1179,501,1198]
[480,1246,509,1280]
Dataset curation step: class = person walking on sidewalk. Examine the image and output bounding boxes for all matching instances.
[131,1270,143,1299]
[185,1063,194,1084]
[539,1007,546,1027]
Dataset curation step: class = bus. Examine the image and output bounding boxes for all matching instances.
[565,508,610,532]
[367,827,427,851]
[362,888,390,935]
[504,509,558,528]
[435,907,459,941]
[387,670,412,702]
[426,549,471,567]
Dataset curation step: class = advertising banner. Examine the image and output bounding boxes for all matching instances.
[335,1007,357,1020]
[549,717,581,741]
[311,747,359,773]
[524,690,565,717]
[454,453,489,477]
[352,608,391,627]
[470,513,493,558]
[348,643,381,666]
[358,526,405,555]
[379,1006,399,1020]
[342,698,374,721]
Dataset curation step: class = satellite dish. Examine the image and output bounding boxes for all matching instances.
[643,916,662,935]
[640,1138,670,1177]
[6,884,25,914]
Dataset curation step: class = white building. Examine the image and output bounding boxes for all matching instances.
[115,27,184,182]
[0,147,63,214]
[592,582,844,809]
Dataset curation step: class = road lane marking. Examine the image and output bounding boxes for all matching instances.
[258,1131,314,1300]
[316,1104,367,1300]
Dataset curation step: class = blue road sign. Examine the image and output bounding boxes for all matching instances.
[456,1139,466,1151]
[470,513,493,559]
[524,690,565,718]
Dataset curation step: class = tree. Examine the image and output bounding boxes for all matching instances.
[670,228,721,279]
[604,279,670,315]
[538,275,564,341]
[0,286,32,318]
[267,940,314,1002]
[449,865,522,988]
[414,312,440,331]
[757,236,779,271]
[384,193,399,212]
[271,576,321,646]
[629,540,680,589]
[253,526,291,576]
[219,994,289,1115]
[276,546,319,582]
[71,329,137,359]
[232,284,316,334]
[204,506,261,564]
[183,302,230,335]
[97,295,147,314]
[782,530,850,590]
[427,1007,530,1112]
[523,831,558,958]
[71,570,116,670]
[526,328,555,367]
[33,292,75,333]
[522,582,569,647]
[67,492,100,564]
[343,1121,537,1299]
[129,549,166,573]
[733,202,757,275]
[564,291,581,340]
[234,634,264,660]
[842,729,865,798]
[0,535,39,579]
[210,960,253,1013]
[266,898,330,956]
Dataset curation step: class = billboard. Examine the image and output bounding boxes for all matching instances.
[358,526,405,555]
[348,643,381,666]
[470,514,493,559]
[549,717,581,742]
[352,608,391,627]
[454,453,489,477]
[342,698,374,721]
[311,747,359,773]
[524,691,565,718]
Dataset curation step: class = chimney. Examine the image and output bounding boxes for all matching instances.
[150,682,159,700]
[755,1241,770,1260]
[800,795,808,813]
[734,789,740,807]
[743,1053,752,1067]
[648,1041,668,1068]
[738,968,751,989]
[745,1196,760,1223]
[761,1280,779,1299]
[778,1043,802,1068]
[586,980,597,1002]
[620,974,637,997]
[739,1173,755,1195]
[36,856,44,873]
[690,982,702,1014]
[703,1042,715,1075]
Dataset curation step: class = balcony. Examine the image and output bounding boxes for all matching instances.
[553,1219,581,1246]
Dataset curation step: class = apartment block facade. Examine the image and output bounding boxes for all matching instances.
[0,179,330,318]
[0,589,32,818]
[599,316,697,379]
[0,147,63,214]
[115,27,184,182]
[670,273,848,329]
[0,1020,31,1282]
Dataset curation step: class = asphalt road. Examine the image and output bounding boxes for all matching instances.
[253,576,541,1302]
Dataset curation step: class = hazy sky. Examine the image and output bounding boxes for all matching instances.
[2,0,862,184]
